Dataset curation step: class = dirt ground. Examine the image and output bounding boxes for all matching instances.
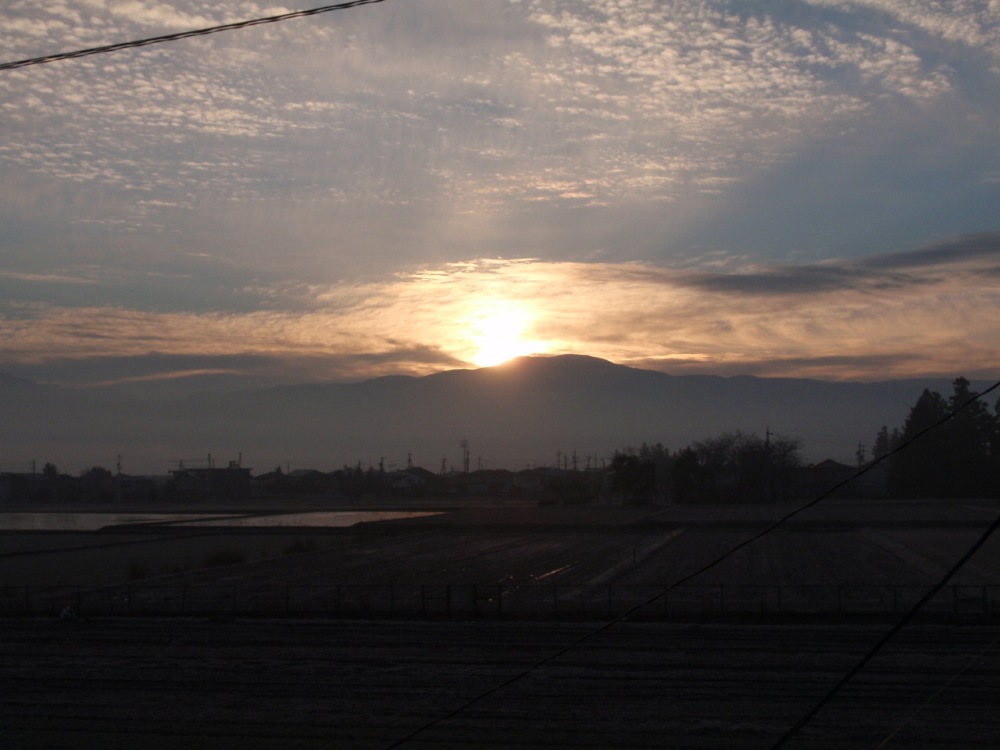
[3,617,1000,749]
[5,501,1000,747]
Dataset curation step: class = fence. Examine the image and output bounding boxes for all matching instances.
[3,583,1000,620]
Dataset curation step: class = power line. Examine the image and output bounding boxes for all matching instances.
[772,510,1000,749]
[0,0,389,72]
[874,630,1000,749]
[768,378,1000,747]
[383,376,1000,748]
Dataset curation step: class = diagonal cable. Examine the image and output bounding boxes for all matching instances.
[874,629,1000,749]
[771,509,1000,749]
[384,377,1000,748]
[0,0,389,72]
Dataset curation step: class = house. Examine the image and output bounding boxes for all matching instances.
[116,474,165,503]
[798,458,887,499]
[388,466,437,495]
[0,472,39,503]
[169,462,252,502]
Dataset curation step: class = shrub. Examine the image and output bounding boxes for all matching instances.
[202,548,245,568]
[281,538,317,555]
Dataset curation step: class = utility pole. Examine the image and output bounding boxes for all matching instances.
[460,439,470,474]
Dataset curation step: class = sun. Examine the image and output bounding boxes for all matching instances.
[469,306,546,367]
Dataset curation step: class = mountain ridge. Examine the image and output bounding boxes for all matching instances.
[0,355,983,474]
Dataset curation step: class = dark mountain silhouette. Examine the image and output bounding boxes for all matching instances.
[0,355,975,473]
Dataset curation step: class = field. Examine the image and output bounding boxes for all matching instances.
[5,499,1000,617]
[3,617,1000,749]
[4,499,1000,747]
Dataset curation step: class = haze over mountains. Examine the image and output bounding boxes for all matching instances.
[0,355,979,475]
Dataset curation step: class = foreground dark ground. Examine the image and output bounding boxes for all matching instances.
[3,616,1000,749]
[5,500,1000,747]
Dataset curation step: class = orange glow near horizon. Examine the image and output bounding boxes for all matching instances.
[467,304,549,367]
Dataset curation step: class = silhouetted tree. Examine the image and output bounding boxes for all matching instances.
[671,447,703,502]
[41,462,60,501]
[872,425,900,459]
[888,388,948,498]
[79,466,116,503]
[886,379,1000,498]
[609,443,670,504]
[672,430,800,503]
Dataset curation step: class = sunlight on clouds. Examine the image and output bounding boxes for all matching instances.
[2,2,1000,386]
[464,302,549,367]
[3,248,1000,385]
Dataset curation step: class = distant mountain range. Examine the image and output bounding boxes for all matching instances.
[0,355,979,475]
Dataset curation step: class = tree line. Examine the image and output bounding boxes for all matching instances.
[610,431,803,505]
[875,377,1000,499]
[15,377,996,504]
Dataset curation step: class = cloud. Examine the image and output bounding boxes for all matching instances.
[673,233,1000,295]
[2,235,999,386]
[3,0,997,270]
[1,1,998,388]
[861,232,1000,270]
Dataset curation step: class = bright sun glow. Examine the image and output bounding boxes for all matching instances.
[469,306,547,367]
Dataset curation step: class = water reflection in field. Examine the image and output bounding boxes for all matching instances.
[0,511,441,531]
[168,511,441,528]
[0,513,233,531]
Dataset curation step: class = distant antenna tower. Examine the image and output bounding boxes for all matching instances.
[460,438,470,474]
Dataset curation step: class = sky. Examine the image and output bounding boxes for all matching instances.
[1,0,999,391]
